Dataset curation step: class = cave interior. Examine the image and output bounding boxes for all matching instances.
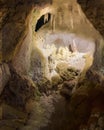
[0,0,104,130]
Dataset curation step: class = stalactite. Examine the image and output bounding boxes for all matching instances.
[77,5,81,16]
[53,15,55,31]
[51,14,55,32]
[70,15,74,29]
[59,13,63,26]
[50,14,53,27]
[44,13,49,23]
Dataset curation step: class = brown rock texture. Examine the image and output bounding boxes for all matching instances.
[1,66,36,109]
[78,0,104,37]
[0,0,52,61]
[0,0,104,130]
[0,63,11,94]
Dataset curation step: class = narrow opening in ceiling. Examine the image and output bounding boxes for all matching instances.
[35,13,51,32]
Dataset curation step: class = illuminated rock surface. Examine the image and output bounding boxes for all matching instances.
[0,0,104,130]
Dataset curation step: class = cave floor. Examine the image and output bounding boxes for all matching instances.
[1,87,104,130]
[19,92,77,130]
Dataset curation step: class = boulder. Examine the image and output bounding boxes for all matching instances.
[1,69,37,109]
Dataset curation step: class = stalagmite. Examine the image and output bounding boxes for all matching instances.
[70,15,74,29]
[71,40,78,52]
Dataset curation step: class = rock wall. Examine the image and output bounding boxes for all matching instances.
[78,0,104,67]
[0,0,103,74]
[0,0,52,62]
[78,0,104,37]
[0,0,52,95]
[0,0,103,96]
[0,1,104,130]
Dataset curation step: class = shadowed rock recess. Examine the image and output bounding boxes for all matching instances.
[0,0,104,130]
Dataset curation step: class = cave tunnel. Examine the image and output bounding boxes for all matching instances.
[1,0,104,130]
[35,13,51,32]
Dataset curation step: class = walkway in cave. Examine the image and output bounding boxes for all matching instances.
[21,92,76,130]
[39,94,73,130]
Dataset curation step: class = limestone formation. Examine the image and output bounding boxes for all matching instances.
[0,0,104,130]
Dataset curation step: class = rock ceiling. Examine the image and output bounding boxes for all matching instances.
[0,0,104,36]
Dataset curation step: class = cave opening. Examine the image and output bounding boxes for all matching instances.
[34,31,95,80]
[35,13,51,32]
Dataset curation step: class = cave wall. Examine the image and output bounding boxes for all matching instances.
[0,0,52,62]
[0,1,104,129]
[0,1,104,61]
[0,0,104,99]
[0,0,52,94]
[78,0,104,37]
[0,0,104,90]
[0,0,103,69]
[78,0,104,67]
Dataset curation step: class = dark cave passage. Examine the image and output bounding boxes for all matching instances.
[35,13,51,32]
